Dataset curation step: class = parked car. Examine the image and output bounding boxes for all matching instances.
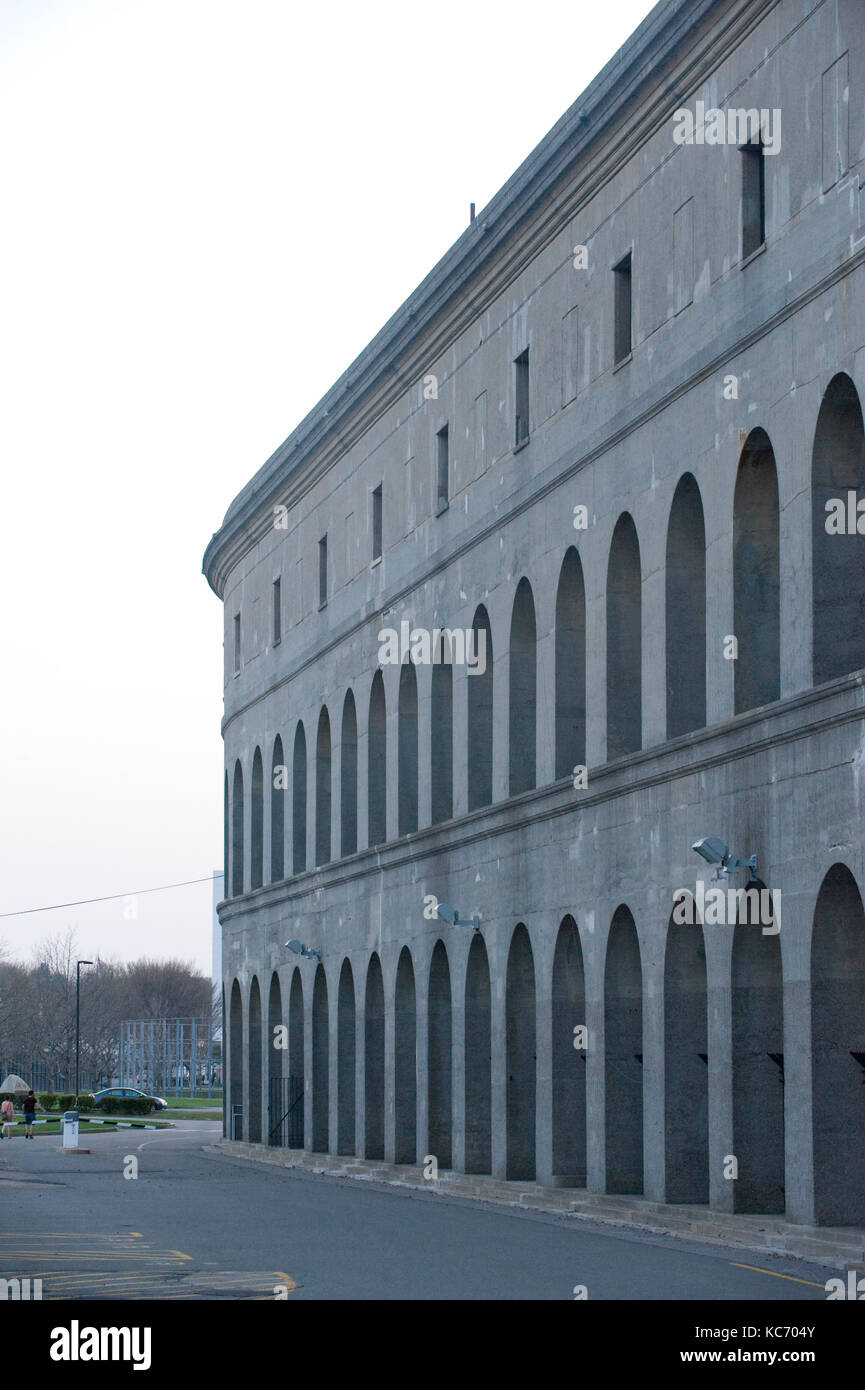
[90,1087,168,1111]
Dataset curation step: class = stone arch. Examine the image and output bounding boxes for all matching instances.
[337,959,356,1155]
[267,971,283,1146]
[733,429,780,713]
[394,947,417,1163]
[229,978,242,1137]
[430,634,453,824]
[467,605,493,810]
[554,548,586,779]
[606,514,642,758]
[312,963,329,1152]
[509,578,537,794]
[811,374,865,684]
[552,915,586,1184]
[292,722,307,873]
[664,910,708,1202]
[665,473,707,737]
[398,662,418,835]
[248,975,262,1143]
[464,933,492,1174]
[340,691,358,857]
[604,906,643,1193]
[315,707,332,866]
[250,747,263,890]
[270,736,285,881]
[428,940,452,1170]
[731,881,784,1212]
[811,863,865,1224]
[506,923,536,1179]
[364,953,385,1159]
[288,966,305,1149]
[231,759,244,896]
[368,672,387,845]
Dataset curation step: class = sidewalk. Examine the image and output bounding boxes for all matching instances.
[208,1139,865,1271]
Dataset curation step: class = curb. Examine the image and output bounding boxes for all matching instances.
[206,1139,865,1272]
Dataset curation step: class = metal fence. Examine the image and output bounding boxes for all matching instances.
[118,1017,220,1098]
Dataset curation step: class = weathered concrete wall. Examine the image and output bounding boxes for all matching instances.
[206,0,865,1225]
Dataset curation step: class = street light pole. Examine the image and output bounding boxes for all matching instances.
[75,961,94,1098]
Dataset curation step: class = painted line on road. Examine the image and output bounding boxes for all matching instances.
[730,1262,826,1288]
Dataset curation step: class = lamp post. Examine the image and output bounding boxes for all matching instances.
[75,961,94,1098]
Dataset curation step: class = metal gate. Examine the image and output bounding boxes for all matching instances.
[268,1075,304,1148]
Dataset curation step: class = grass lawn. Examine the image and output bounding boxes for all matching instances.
[164,1096,223,1109]
[160,1109,221,1121]
[1,1118,172,1136]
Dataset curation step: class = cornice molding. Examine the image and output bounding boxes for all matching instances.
[203,0,782,598]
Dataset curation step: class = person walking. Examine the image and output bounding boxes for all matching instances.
[22,1089,41,1138]
[0,1097,14,1138]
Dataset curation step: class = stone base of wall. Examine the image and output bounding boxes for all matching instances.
[207,1139,865,1271]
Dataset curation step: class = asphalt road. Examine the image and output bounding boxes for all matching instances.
[0,1123,833,1300]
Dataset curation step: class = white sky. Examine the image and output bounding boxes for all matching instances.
[0,0,657,975]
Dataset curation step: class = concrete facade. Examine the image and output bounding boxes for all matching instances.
[204,0,865,1225]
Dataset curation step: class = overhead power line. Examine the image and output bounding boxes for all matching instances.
[0,873,225,920]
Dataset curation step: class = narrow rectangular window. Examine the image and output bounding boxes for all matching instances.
[233,613,241,674]
[741,141,765,260]
[515,349,529,446]
[372,484,382,561]
[272,577,281,645]
[822,54,849,192]
[673,199,694,313]
[318,534,327,608]
[436,425,449,512]
[561,309,579,406]
[613,253,632,364]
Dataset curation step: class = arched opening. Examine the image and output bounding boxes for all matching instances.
[250,747,263,890]
[312,964,329,1152]
[229,979,242,1138]
[665,473,707,737]
[467,605,493,810]
[428,940,452,1169]
[506,923,536,1179]
[270,736,285,881]
[223,772,229,893]
[606,514,642,758]
[394,947,417,1163]
[340,691,358,856]
[267,972,283,1147]
[811,374,865,684]
[733,430,780,713]
[315,707,331,866]
[364,954,385,1159]
[292,723,307,873]
[430,634,453,823]
[248,976,262,1144]
[368,672,387,845]
[509,578,537,794]
[464,933,492,1174]
[337,959,356,1155]
[731,882,784,1212]
[552,915,586,1184]
[288,967,305,1149]
[811,863,865,1224]
[398,662,418,836]
[231,760,244,896]
[555,549,586,779]
[664,911,708,1202]
[604,906,643,1193]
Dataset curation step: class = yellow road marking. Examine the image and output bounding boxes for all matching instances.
[730,1262,826,1288]
[169,1250,192,1260]
[273,1270,297,1292]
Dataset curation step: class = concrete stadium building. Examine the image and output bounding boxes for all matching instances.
[203,0,865,1227]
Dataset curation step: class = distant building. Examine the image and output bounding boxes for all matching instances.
[204,0,865,1226]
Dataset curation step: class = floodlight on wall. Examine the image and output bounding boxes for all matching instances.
[691,836,757,881]
[435,902,480,931]
[285,939,322,962]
